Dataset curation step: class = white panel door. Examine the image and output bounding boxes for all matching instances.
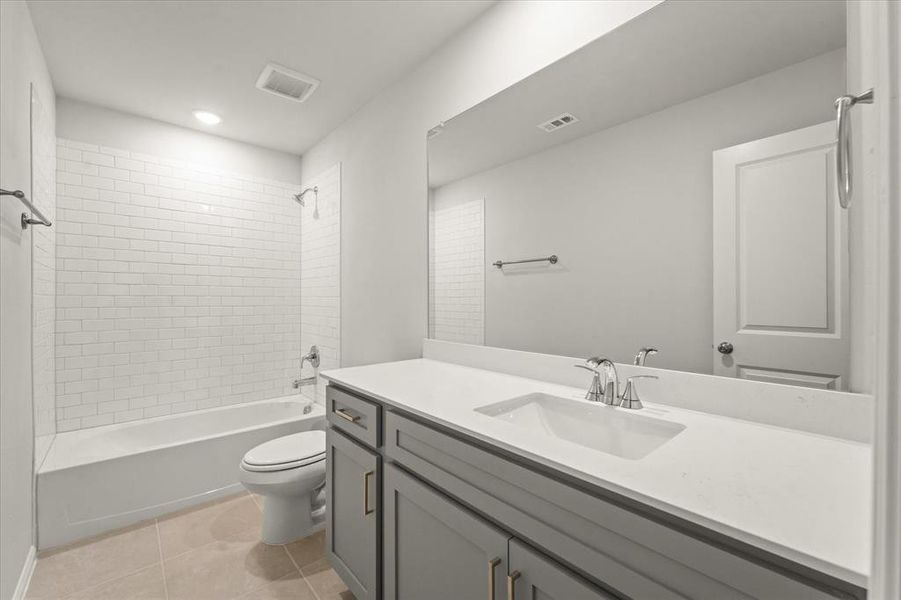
[713,122,849,389]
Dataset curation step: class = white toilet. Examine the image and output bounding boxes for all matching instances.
[239,430,327,545]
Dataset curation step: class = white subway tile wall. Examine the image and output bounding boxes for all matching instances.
[54,139,305,431]
[298,164,341,405]
[32,87,57,464]
[429,196,485,344]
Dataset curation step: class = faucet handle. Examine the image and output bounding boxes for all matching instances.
[573,364,603,402]
[619,375,658,410]
[633,347,658,366]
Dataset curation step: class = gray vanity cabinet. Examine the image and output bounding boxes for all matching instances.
[508,539,616,600]
[325,384,865,600]
[383,463,509,600]
[326,427,380,600]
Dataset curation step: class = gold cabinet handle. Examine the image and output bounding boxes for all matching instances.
[335,408,360,423]
[363,470,374,516]
[507,570,520,600]
[488,557,501,600]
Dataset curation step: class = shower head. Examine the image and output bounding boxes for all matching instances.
[294,186,318,206]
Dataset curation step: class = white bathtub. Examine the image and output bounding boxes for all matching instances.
[37,396,325,549]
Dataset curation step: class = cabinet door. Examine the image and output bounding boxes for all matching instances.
[327,427,379,600]
[384,463,510,600]
[508,539,617,600]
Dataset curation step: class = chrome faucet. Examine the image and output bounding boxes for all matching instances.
[619,375,658,410]
[634,347,658,366]
[294,345,321,389]
[301,345,320,369]
[573,357,605,402]
[597,358,619,406]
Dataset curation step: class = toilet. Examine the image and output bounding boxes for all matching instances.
[239,430,326,545]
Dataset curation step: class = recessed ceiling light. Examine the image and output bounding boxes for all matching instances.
[192,110,221,125]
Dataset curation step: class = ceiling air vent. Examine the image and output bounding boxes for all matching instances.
[537,113,579,132]
[255,63,320,103]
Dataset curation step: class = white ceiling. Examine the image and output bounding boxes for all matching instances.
[429,0,845,187]
[28,0,494,156]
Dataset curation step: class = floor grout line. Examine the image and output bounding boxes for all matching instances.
[154,519,170,600]
[282,545,323,600]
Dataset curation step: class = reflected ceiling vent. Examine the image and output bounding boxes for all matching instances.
[255,62,320,103]
[537,113,579,132]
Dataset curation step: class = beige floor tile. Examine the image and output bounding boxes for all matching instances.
[301,559,355,600]
[284,530,325,568]
[237,571,317,600]
[26,523,160,599]
[65,564,166,600]
[164,537,296,600]
[158,494,262,558]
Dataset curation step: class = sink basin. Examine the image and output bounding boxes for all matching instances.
[475,393,685,460]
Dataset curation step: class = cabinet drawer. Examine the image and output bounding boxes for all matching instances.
[384,410,861,600]
[327,385,381,448]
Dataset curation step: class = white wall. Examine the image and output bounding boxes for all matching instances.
[431,50,845,374]
[57,99,301,185]
[300,0,661,367]
[53,137,304,430]
[0,1,55,597]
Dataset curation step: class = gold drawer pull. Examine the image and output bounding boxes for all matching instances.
[335,408,360,423]
[488,557,501,600]
[507,570,520,600]
[363,470,375,516]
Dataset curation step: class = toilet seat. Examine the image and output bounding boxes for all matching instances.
[242,431,326,473]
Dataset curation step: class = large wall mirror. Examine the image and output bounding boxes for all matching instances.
[427,0,860,390]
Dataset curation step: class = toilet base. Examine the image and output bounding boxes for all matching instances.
[260,491,326,545]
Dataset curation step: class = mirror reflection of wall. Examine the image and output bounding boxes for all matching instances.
[428,0,855,389]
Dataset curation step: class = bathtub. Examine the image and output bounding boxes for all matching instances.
[37,396,325,549]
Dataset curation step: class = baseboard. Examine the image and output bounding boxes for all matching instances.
[12,545,36,600]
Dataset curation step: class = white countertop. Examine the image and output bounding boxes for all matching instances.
[322,358,871,588]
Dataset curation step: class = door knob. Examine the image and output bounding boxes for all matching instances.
[717,342,734,355]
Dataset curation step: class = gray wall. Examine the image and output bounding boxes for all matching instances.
[432,50,844,374]
[300,1,661,367]
[0,2,55,597]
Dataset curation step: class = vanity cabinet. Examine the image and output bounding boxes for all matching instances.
[383,463,508,600]
[508,539,615,600]
[326,427,380,600]
[325,384,864,600]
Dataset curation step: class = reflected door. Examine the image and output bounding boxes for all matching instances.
[712,122,849,389]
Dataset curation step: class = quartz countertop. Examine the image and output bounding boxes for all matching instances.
[322,358,871,587]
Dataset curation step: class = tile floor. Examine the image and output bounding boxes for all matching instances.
[26,492,354,600]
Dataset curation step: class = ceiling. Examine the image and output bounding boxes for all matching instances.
[28,0,494,156]
[428,0,845,187]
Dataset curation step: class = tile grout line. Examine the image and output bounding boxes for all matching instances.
[154,519,170,600]
[281,543,323,600]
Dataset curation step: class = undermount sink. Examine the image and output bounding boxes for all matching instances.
[475,392,685,460]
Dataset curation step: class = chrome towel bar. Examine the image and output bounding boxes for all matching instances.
[0,188,52,229]
[493,254,558,269]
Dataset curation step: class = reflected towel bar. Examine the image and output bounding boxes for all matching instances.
[493,255,558,269]
[0,188,52,229]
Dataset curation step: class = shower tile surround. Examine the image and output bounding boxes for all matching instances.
[299,164,341,405]
[428,195,485,344]
[32,86,57,465]
[53,140,337,431]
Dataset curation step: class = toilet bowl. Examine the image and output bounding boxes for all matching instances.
[239,430,326,545]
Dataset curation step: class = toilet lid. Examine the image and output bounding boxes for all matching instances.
[242,431,326,472]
